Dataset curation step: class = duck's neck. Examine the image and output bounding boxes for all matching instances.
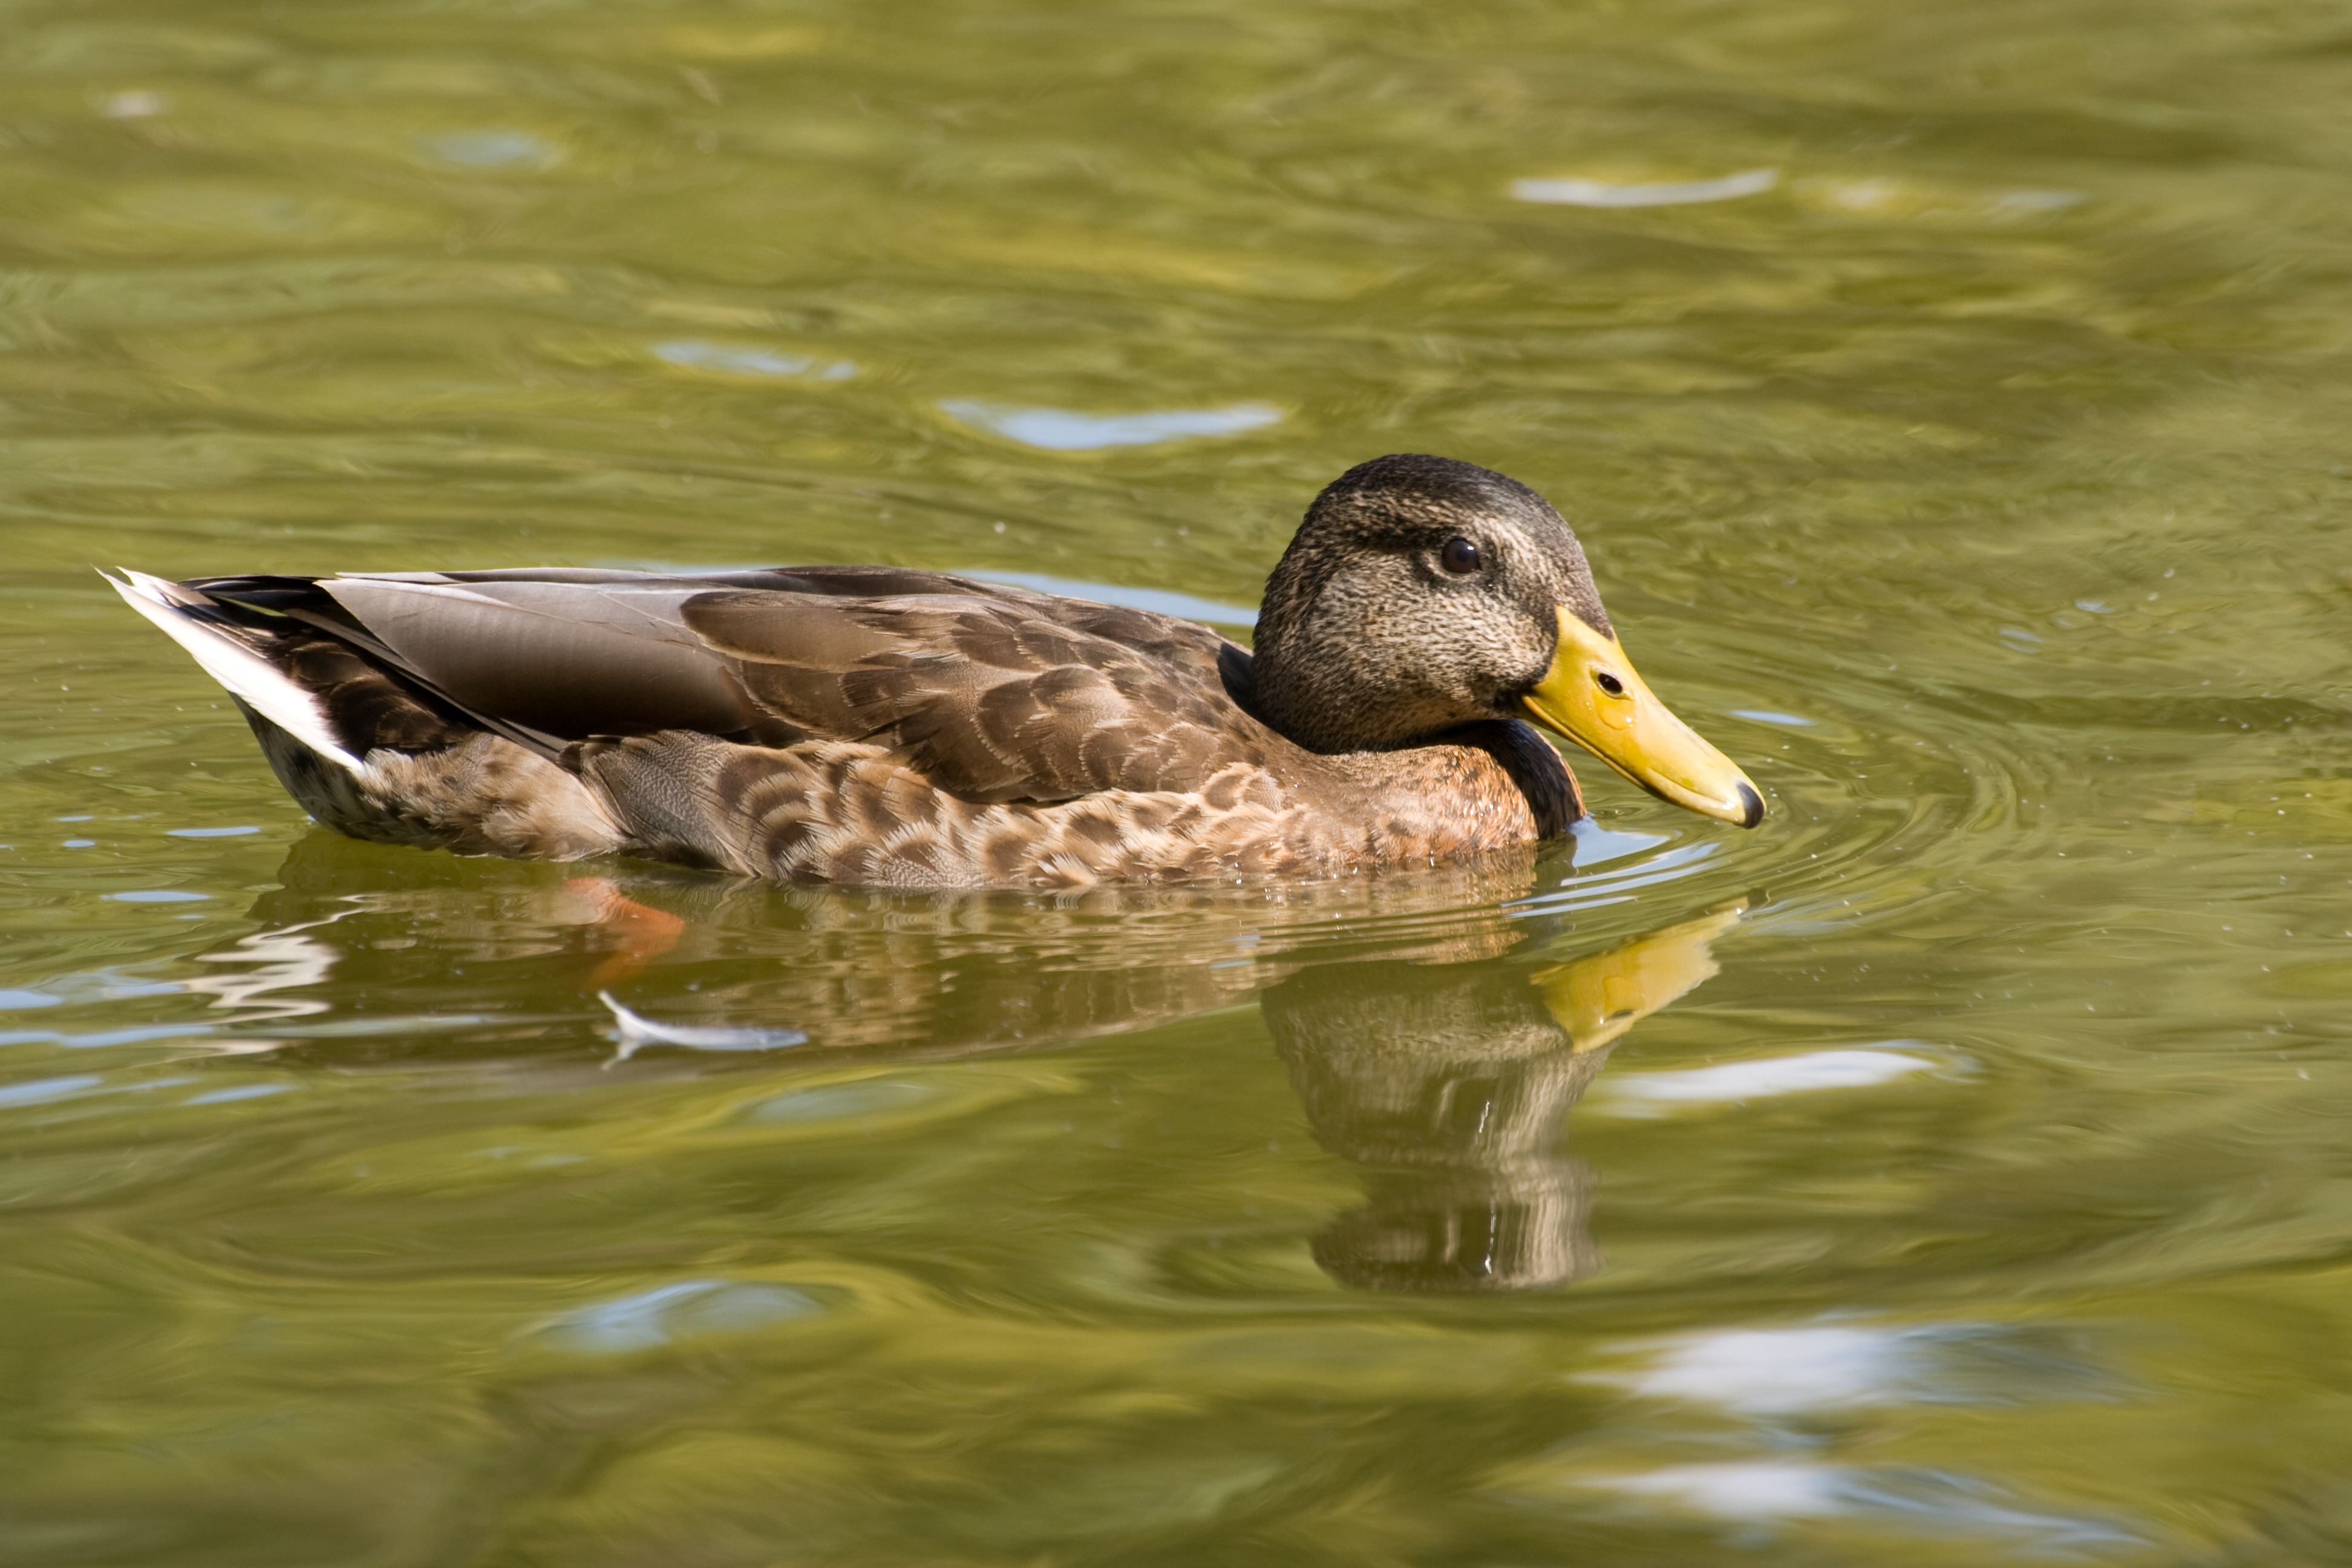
[1230,624,1583,843]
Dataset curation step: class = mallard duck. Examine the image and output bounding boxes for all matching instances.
[109,454,1762,887]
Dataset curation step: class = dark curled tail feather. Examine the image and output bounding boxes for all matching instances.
[266,629,477,754]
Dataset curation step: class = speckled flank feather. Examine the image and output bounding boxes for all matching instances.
[116,455,1612,888]
[573,720,1572,887]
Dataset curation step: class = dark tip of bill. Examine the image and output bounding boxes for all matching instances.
[1737,781,1765,829]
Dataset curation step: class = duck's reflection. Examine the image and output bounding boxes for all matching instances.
[194,831,1552,1060]
[1270,906,1739,1293]
[192,829,1743,1293]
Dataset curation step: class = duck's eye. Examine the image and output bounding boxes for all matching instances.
[1439,537,1481,574]
[1595,671,1626,697]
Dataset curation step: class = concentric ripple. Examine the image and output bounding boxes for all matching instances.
[1509,604,2064,955]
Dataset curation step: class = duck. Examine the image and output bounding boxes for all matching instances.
[108,453,1763,889]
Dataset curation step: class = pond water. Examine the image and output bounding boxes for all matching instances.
[5,1,2351,1562]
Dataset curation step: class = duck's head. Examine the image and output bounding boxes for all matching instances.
[1252,453,1763,828]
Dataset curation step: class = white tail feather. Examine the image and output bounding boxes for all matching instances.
[103,569,370,777]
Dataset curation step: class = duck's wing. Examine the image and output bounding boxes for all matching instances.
[188,568,1267,805]
[678,589,1265,803]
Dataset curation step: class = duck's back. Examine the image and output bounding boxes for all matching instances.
[118,564,1449,886]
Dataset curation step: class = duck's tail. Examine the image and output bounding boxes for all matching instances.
[103,568,626,860]
[102,568,369,777]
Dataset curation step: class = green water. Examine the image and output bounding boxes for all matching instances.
[6,0,2352,1561]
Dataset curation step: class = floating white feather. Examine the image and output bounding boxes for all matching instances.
[598,991,809,1060]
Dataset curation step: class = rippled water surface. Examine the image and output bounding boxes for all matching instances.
[7,1,2352,1562]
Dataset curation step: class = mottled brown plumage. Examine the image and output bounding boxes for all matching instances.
[109,454,1680,888]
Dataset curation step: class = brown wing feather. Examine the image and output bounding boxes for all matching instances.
[679,591,1265,805]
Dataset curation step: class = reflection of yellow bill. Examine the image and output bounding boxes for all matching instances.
[1532,903,1747,1052]
[1522,609,1764,828]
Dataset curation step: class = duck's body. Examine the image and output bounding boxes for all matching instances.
[111,456,1760,888]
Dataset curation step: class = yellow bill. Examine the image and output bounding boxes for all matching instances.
[1521,609,1764,828]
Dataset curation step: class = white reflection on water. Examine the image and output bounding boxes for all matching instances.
[940,400,1281,449]
[655,339,857,381]
[1590,1462,2142,1550]
[183,1083,289,1106]
[0,1073,104,1109]
[1512,169,1777,207]
[419,131,563,170]
[1563,817,1670,867]
[1592,1319,2121,1417]
[182,921,344,1023]
[1509,838,1719,924]
[0,1072,197,1110]
[1604,1461,1844,1517]
[1596,1324,1945,1415]
[99,90,168,119]
[1988,190,2085,219]
[537,1280,822,1353]
[1795,176,2085,224]
[0,1024,211,1050]
[1599,1047,1936,1112]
